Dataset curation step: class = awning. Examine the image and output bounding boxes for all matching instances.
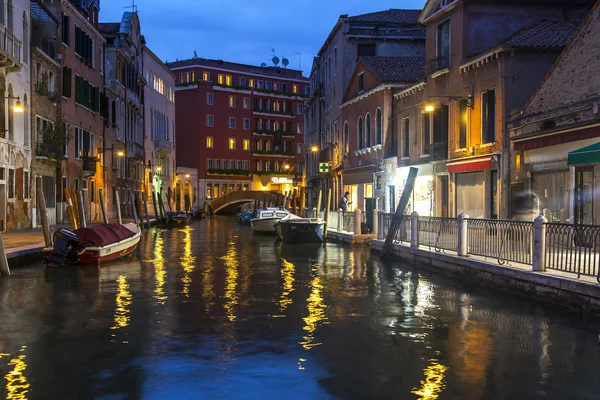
[568,141,600,165]
[447,156,492,173]
[343,166,375,185]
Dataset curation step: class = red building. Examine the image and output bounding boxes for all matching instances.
[166,58,309,199]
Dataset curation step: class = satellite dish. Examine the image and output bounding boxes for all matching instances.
[282,58,289,67]
[272,56,280,66]
[260,62,267,68]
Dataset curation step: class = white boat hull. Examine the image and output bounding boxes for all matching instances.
[250,217,281,232]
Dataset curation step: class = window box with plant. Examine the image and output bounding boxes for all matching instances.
[252,108,294,117]
[206,169,251,176]
[253,150,295,156]
[253,129,295,137]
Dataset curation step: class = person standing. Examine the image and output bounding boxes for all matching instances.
[338,192,351,212]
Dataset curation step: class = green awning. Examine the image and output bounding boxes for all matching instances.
[568,142,600,165]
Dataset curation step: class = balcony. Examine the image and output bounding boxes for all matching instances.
[0,26,22,70]
[32,34,57,61]
[424,141,448,161]
[252,108,295,118]
[253,129,295,137]
[127,141,144,159]
[154,138,172,156]
[426,55,449,77]
[35,142,62,159]
[252,150,295,157]
[82,156,97,176]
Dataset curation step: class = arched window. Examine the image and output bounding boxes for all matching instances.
[343,121,349,154]
[23,93,28,146]
[357,117,363,150]
[7,0,13,32]
[365,113,372,148]
[376,108,382,145]
[7,84,14,141]
[22,11,28,64]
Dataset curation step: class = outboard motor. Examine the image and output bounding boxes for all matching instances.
[46,229,84,267]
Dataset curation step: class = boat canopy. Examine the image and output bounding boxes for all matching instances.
[74,223,136,246]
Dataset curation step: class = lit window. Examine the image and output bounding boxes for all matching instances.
[226,75,232,86]
[218,74,224,84]
[249,79,255,88]
[206,93,214,105]
[243,139,250,151]
[293,85,298,93]
[229,95,235,108]
[243,98,250,109]
[206,136,214,148]
[203,71,210,81]
[296,123,303,134]
[229,138,235,150]
[228,117,236,129]
[273,82,279,91]
[515,154,521,172]
[297,143,303,154]
[206,114,214,127]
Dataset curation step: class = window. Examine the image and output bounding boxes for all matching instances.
[207,159,213,169]
[228,117,236,129]
[48,71,55,93]
[357,44,376,58]
[305,86,310,95]
[23,12,28,64]
[344,122,349,153]
[206,114,214,127]
[266,141,271,151]
[402,118,410,158]
[273,82,279,91]
[74,25,94,66]
[297,123,303,134]
[215,159,221,169]
[358,73,364,92]
[62,122,68,157]
[243,139,250,151]
[62,13,71,46]
[357,117,363,149]
[482,89,496,143]
[240,78,247,87]
[257,80,264,89]
[218,74,224,84]
[228,95,235,108]
[243,97,250,109]
[206,93,213,105]
[297,143,303,154]
[8,169,14,199]
[62,177,67,201]
[458,101,468,148]
[229,138,236,150]
[256,139,262,151]
[243,118,250,130]
[297,104,303,114]
[422,112,432,153]
[375,108,382,145]
[334,47,337,75]
[223,160,229,170]
[282,83,288,92]
[244,161,250,170]
[206,136,213,148]
[225,75,232,86]
[265,81,272,90]
[23,171,29,199]
[365,114,372,148]
[249,79,255,88]
[62,66,72,97]
[203,71,210,81]
[74,128,94,159]
[437,20,451,70]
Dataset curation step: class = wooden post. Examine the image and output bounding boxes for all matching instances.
[130,189,139,225]
[292,189,298,210]
[324,188,332,238]
[115,189,123,224]
[77,190,87,228]
[142,192,151,228]
[0,234,10,275]
[300,186,306,211]
[71,189,80,228]
[381,167,418,259]
[37,188,52,247]
[316,190,322,219]
[64,189,77,230]
[151,191,159,223]
[98,188,109,224]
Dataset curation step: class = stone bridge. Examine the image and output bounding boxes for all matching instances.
[208,191,282,215]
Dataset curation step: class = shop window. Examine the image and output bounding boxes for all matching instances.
[456,172,484,219]
[402,118,410,158]
[532,170,571,223]
[482,89,496,144]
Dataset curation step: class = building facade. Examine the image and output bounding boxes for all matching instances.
[304,9,425,211]
[167,58,308,201]
[143,46,175,210]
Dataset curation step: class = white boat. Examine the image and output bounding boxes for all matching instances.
[250,207,292,233]
[274,214,326,243]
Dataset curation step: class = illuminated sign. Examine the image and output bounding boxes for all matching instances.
[271,177,293,184]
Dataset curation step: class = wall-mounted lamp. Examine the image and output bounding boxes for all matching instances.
[424,93,474,112]
[4,96,23,113]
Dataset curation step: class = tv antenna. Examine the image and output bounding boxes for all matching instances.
[124,0,138,12]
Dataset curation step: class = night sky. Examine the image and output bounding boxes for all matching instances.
[99,0,427,75]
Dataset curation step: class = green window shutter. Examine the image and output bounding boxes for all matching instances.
[74,75,80,103]
[67,68,72,97]
[62,66,68,97]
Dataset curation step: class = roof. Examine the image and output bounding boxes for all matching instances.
[166,58,308,81]
[347,27,426,39]
[361,56,425,83]
[98,22,120,35]
[349,9,422,24]
[505,19,580,49]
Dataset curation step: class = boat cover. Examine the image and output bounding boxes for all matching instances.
[75,224,136,247]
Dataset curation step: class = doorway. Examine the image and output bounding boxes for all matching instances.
[440,176,448,217]
[574,167,593,225]
[388,185,396,213]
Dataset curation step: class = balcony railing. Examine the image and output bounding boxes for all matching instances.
[426,55,449,75]
[82,156,97,174]
[0,26,21,66]
[253,108,294,117]
[35,141,62,159]
[424,141,448,161]
[154,138,172,152]
[32,34,56,60]
[34,82,48,96]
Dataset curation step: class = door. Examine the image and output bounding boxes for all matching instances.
[389,185,396,213]
[575,167,593,225]
[490,170,498,219]
[440,176,449,217]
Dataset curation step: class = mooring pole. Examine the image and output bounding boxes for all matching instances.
[324,188,331,238]
[64,189,77,230]
[151,191,159,223]
[142,192,151,228]
[0,234,10,275]
[130,189,139,225]
[37,188,52,247]
[381,167,418,259]
[98,188,109,224]
[115,189,123,225]
[316,190,323,219]
[77,190,87,228]
[71,189,80,228]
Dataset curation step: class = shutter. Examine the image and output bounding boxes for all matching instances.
[93,87,99,111]
[67,68,72,98]
[62,66,68,97]
[74,75,79,103]
[75,129,79,158]
[111,101,116,124]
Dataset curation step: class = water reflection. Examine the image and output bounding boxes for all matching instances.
[4,346,29,400]
[221,236,239,322]
[411,360,448,400]
[278,258,295,313]
[153,231,167,305]
[180,226,196,297]
[111,275,132,335]
[299,264,328,352]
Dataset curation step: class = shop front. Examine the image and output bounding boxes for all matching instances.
[395,164,435,216]
[342,165,376,212]
[448,156,499,219]
[252,175,299,195]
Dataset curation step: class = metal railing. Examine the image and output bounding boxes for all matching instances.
[379,213,411,244]
[426,55,449,75]
[419,216,458,252]
[467,219,533,265]
[0,27,21,63]
[545,223,600,278]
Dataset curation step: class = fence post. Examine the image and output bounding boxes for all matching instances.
[457,213,469,256]
[354,209,361,235]
[372,209,379,237]
[411,211,419,248]
[533,215,547,272]
[378,211,384,240]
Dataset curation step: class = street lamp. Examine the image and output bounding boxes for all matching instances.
[186,174,190,178]
[424,93,474,112]
[3,96,23,113]
[310,142,338,152]
[311,145,318,153]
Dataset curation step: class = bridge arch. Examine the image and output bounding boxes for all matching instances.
[208,191,282,215]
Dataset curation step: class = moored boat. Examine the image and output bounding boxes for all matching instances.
[237,210,254,224]
[162,211,191,227]
[45,223,142,267]
[250,207,292,233]
[274,214,326,243]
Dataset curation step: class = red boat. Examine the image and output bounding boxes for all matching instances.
[45,223,142,267]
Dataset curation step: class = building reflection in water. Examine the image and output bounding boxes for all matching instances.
[278,258,295,313]
[4,346,29,400]
[110,275,133,337]
[179,226,196,297]
[411,359,448,400]
[153,231,167,305]
[221,236,239,322]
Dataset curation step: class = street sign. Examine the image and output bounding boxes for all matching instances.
[319,162,329,173]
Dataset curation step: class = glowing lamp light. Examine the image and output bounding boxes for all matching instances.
[156,166,162,172]
[117,151,125,157]
[311,145,319,153]
[13,100,23,113]
[186,174,190,178]
[424,104,435,112]
[262,186,268,191]
[284,164,290,170]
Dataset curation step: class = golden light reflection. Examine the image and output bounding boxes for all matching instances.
[221,239,239,321]
[153,232,167,304]
[180,226,196,297]
[299,272,328,351]
[111,275,132,333]
[4,346,29,400]
[202,255,215,312]
[411,360,448,400]
[278,258,295,312]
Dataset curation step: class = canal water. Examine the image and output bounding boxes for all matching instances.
[1,217,600,399]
